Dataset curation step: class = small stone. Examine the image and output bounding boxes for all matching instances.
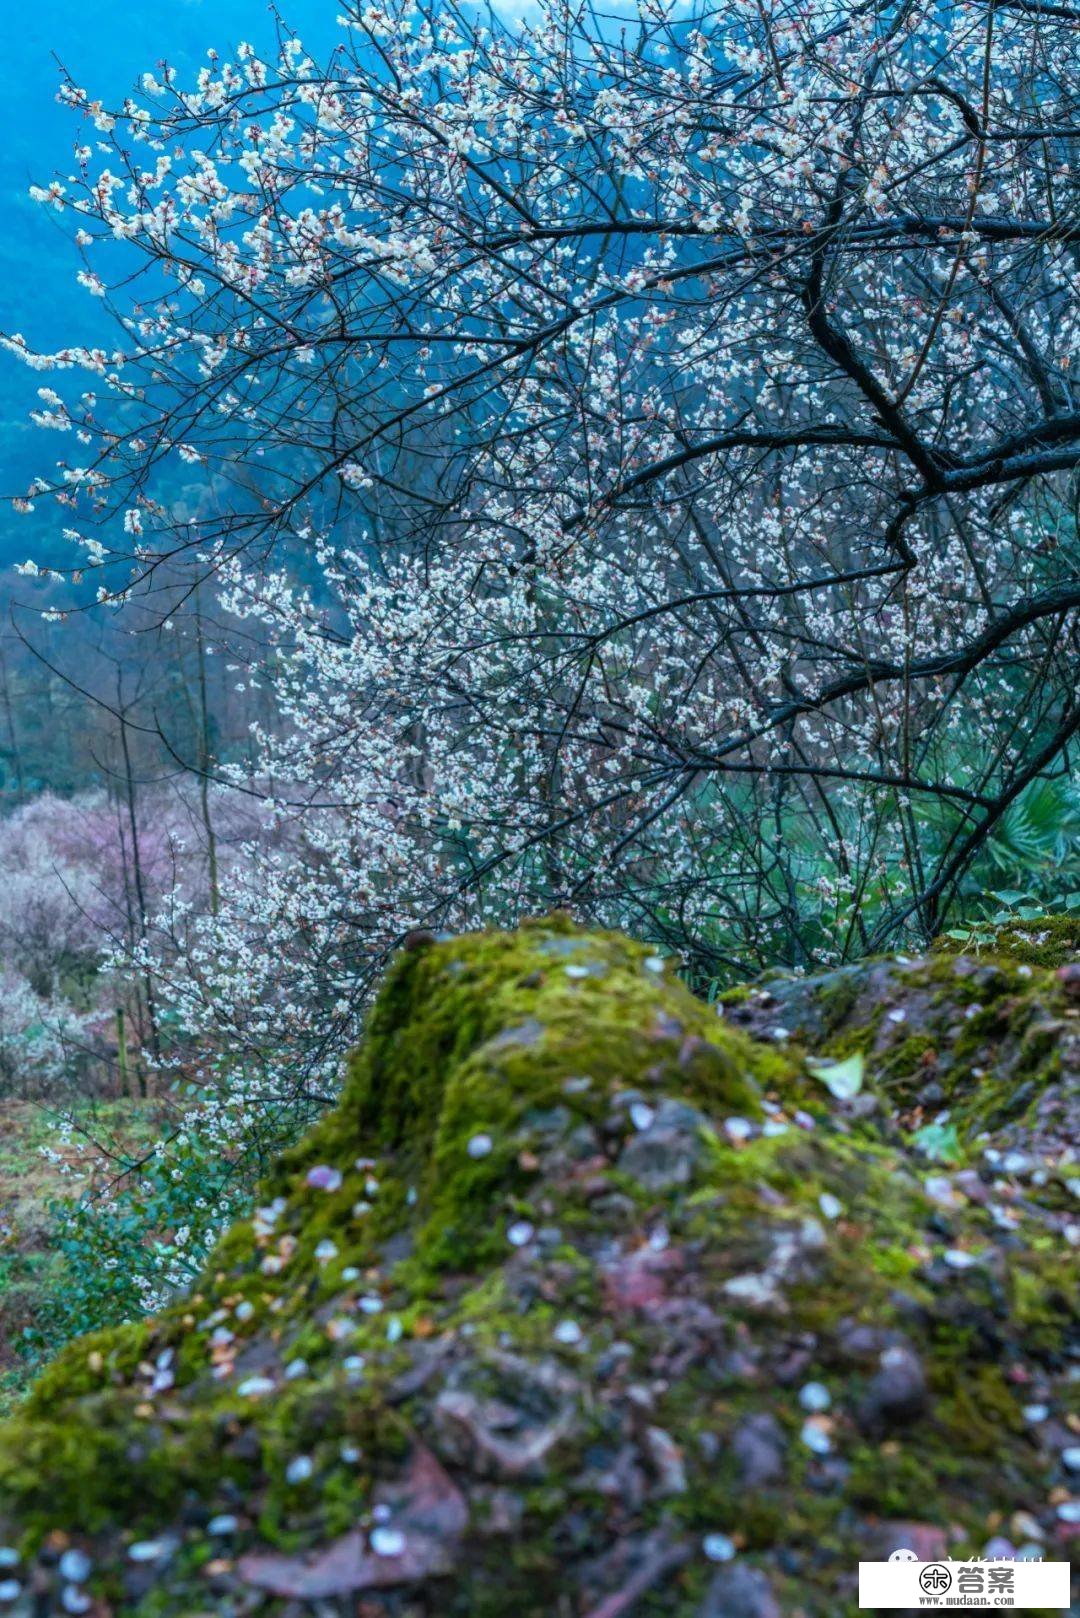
[1056,1500,1080,1524]
[697,1562,781,1618]
[284,1358,308,1380]
[0,1555,15,1571]
[644,1425,687,1494]
[630,1102,656,1131]
[507,1220,535,1248]
[553,1318,583,1346]
[314,1239,339,1265]
[467,1133,493,1159]
[859,1344,927,1432]
[1062,1446,1080,1473]
[818,1192,843,1220]
[732,1413,786,1487]
[61,1590,92,1615]
[127,1541,165,1563]
[207,1515,239,1535]
[702,1532,737,1562]
[0,1584,21,1605]
[370,1526,406,1557]
[723,1273,778,1308]
[724,1117,753,1143]
[943,1248,980,1269]
[1023,1403,1049,1423]
[286,1455,314,1484]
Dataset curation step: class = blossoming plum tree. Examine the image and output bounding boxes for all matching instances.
[5,0,1079,1106]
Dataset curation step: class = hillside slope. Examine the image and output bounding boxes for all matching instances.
[0,918,1076,1615]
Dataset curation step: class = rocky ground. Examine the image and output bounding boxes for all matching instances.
[0,917,1076,1615]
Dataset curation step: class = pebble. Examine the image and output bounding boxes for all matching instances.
[1022,1403,1049,1423]
[943,1248,980,1269]
[0,1585,21,1605]
[818,1192,843,1220]
[127,1542,164,1563]
[507,1220,535,1248]
[724,1117,754,1143]
[702,1532,737,1562]
[284,1358,308,1380]
[1056,1501,1080,1524]
[467,1133,493,1159]
[207,1515,239,1535]
[554,1318,583,1346]
[61,1590,92,1615]
[315,1239,339,1264]
[1062,1446,1080,1473]
[630,1102,656,1132]
[0,1556,15,1571]
[286,1455,314,1484]
[370,1526,406,1557]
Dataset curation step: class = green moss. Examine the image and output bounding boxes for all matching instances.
[933,913,1080,967]
[0,919,1073,1617]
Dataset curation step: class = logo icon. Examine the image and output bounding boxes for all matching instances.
[888,1549,919,1562]
[919,1565,953,1595]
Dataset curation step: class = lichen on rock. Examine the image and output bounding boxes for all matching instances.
[0,917,1076,1615]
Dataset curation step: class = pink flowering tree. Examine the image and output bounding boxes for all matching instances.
[3,0,1078,1092]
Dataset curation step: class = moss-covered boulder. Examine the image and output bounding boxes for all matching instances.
[0,918,1076,1615]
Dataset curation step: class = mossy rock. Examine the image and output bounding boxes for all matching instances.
[0,919,1076,1616]
[932,913,1080,968]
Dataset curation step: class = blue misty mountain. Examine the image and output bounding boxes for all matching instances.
[0,0,338,566]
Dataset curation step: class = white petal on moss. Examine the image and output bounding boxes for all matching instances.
[370,1526,406,1557]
